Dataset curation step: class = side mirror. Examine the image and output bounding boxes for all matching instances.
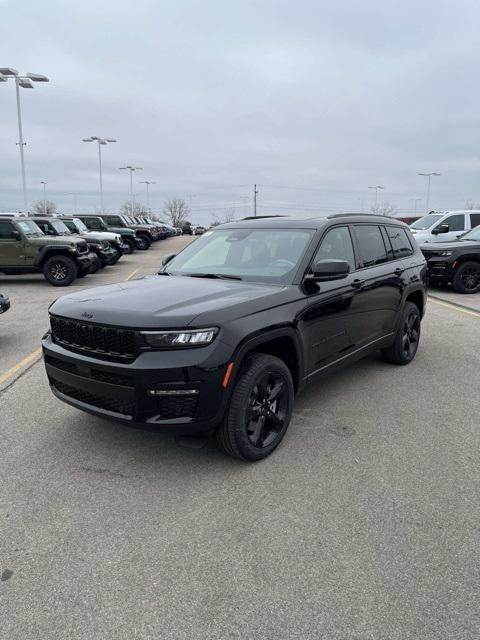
[11,230,20,240]
[162,253,176,267]
[307,259,350,282]
[433,223,449,235]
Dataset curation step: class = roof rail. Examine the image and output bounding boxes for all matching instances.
[241,215,286,220]
[327,212,398,221]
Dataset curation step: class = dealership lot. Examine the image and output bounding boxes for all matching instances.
[1,237,480,639]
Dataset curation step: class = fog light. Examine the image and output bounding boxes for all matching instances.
[147,389,199,397]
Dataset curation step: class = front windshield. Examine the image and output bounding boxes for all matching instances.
[460,226,480,241]
[411,214,444,230]
[16,220,43,236]
[73,218,88,233]
[167,228,315,283]
[50,219,71,235]
[62,220,77,233]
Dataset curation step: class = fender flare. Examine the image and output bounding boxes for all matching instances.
[226,325,305,393]
[33,245,74,268]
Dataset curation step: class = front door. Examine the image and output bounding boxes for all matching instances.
[0,220,25,267]
[432,214,466,242]
[298,225,359,375]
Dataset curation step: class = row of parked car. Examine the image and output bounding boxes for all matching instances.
[0,212,179,289]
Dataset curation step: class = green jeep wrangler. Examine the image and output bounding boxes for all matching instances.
[0,215,94,286]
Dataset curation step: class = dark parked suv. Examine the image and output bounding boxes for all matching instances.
[42,214,427,460]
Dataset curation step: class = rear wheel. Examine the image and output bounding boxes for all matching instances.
[136,234,151,250]
[216,354,294,461]
[381,301,421,365]
[43,255,77,287]
[452,261,480,294]
[122,237,135,254]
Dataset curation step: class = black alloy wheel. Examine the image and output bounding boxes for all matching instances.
[381,301,421,365]
[453,262,480,294]
[136,235,151,250]
[245,372,289,448]
[122,237,135,254]
[43,255,77,286]
[216,353,294,461]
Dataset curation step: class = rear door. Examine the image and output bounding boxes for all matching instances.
[350,224,404,345]
[469,212,480,231]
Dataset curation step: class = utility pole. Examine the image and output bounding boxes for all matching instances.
[418,172,441,214]
[368,185,384,207]
[253,184,258,217]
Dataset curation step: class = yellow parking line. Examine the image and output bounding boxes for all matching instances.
[125,269,139,281]
[0,347,42,388]
[428,296,480,318]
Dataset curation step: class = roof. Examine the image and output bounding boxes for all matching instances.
[219,213,407,230]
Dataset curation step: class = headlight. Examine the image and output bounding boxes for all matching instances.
[141,327,218,348]
[439,251,453,256]
[116,235,121,242]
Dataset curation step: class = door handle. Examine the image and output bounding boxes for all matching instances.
[352,278,364,289]
[393,267,404,276]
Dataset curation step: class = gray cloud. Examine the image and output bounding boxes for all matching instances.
[1,0,480,222]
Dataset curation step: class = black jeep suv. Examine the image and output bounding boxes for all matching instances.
[420,225,480,293]
[42,215,427,461]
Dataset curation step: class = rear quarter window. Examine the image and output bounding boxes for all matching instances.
[353,225,388,267]
[386,226,414,258]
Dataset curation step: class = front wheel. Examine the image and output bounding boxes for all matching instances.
[452,261,480,294]
[381,301,421,365]
[122,237,135,254]
[136,235,151,250]
[109,247,121,264]
[216,354,294,461]
[43,255,77,287]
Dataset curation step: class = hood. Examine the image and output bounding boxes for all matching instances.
[419,240,480,252]
[107,226,135,236]
[81,230,118,242]
[49,275,293,329]
[28,235,85,248]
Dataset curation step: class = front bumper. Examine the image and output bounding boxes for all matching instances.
[0,295,10,314]
[42,334,233,434]
[424,257,454,283]
[98,247,119,265]
[77,252,96,272]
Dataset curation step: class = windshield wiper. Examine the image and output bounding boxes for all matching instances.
[187,272,242,281]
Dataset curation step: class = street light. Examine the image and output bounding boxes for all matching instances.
[368,185,384,207]
[119,166,142,215]
[139,180,156,210]
[0,67,50,212]
[40,181,47,215]
[83,137,116,212]
[418,172,441,214]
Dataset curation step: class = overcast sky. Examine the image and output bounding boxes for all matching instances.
[1,0,480,223]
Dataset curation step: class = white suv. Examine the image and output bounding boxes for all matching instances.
[410,210,480,243]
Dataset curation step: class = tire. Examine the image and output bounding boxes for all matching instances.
[122,237,135,254]
[136,235,151,250]
[215,353,294,461]
[109,247,121,264]
[77,268,88,278]
[452,261,480,294]
[43,255,77,287]
[89,257,100,274]
[381,301,421,365]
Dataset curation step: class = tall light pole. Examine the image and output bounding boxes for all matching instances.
[83,137,116,212]
[139,180,156,210]
[418,172,441,214]
[0,68,50,212]
[358,197,368,212]
[119,166,142,215]
[368,185,384,207]
[40,181,47,215]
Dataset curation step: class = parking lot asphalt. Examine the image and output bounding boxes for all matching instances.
[1,240,480,639]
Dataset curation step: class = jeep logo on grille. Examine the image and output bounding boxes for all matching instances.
[81,312,94,319]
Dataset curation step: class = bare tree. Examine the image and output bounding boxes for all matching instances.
[163,198,190,227]
[120,200,149,217]
[31,199,57,215]
[212,207,236,225]
[464,200,480,210]
[370,202,398,216]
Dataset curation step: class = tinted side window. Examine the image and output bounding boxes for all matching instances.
[106,216,121,225]
[0,221,15,239]
[386,226,413,258]
[313,226,355,270]
[85,218,102,230]
[470,213,480,229]
[35,220,50,234]
[437,214,465,232]
[353,225,387,267]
